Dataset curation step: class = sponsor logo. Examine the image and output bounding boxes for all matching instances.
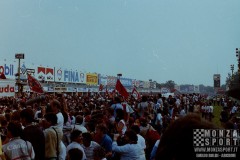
[57,69,62,81]
[0,64,14,76]
[193,129,239,158]
[64,70,79,82]
[0,85,15,93]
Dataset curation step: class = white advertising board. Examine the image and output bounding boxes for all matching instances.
[0,80,15,97]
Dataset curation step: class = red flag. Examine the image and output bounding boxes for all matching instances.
[0,73,6,79]
[105,86,109,96]
[109,89,116,98]
[132,87,140,100]
[115,79,129,99]
[27,74,44,93]
[99,84,104,91]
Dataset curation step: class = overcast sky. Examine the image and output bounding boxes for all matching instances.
[0,0,240,86]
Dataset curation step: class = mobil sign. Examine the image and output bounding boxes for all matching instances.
[0,60,16,79]
[0,80,15,97]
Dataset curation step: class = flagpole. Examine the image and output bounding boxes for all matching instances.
[15,53,24,97]
[117,73,122,80]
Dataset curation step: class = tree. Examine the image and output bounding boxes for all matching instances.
[165,80,175,91]
[156,82,162,89]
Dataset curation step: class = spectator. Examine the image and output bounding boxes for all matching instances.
[208,102,214,122]
[111,97,123,118]
[81,132,101,160]
[95,124,113,159]
[131,125,146,160]
[137,96,149,117]
[43,112,63,160]
[66,130,87,160]
[3,122,35,160]
[115,109,127,135]
[20,108,45,160]
[93,146,107,160]
[150,139,160,160]
[71,115,88,133]
[220,107,229,124]
[155,114,216,160]
[67,148,83,160]
[112,130,142,160]
[49,99,64,129]
[154,109,163,134]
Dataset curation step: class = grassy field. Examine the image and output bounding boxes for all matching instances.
[212,105,223,128]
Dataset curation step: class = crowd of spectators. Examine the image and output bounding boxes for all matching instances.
[0,92,239,160]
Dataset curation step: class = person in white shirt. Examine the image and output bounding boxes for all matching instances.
[47,99,64,129]
[71,115,88,133]
[112,130,142,160]
[179,105,186,117]
[208,102,214,122]
[205,104,210,120]
[3,122,35,160]
[49,99,66,160]
[201,103,206,118]
[81,132,100,160]
[66,130,87,160]
[131,125,146,160]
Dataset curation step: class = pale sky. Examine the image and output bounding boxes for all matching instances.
[0,0,240,86]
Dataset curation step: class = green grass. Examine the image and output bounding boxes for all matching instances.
[212,105,223,128]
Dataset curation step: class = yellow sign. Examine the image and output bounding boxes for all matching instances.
[86,73,98,85]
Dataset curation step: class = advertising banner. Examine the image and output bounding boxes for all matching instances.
[143,81,150,89]
[54,67,86,84]
[0,60,17,80]
[86,73,98,85]
[139,81,144,88]
[48,87,54,92]
[54,87,67,92]
[120,78,132,87]
[180,85,189,92]
[189,85,194,92]
[107,76,117,87]
[35,66,54,82]
[37,66,46,81]
[161,87,170,93]
[132,80,140,88]
[194,85,199,92]
[0,80,15,97]
[79,71,86,84]
[99,75,108,86]
[46,67,54,81]
[67,87,74,92]
[152,81,157,89]
[63,69,80,83]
